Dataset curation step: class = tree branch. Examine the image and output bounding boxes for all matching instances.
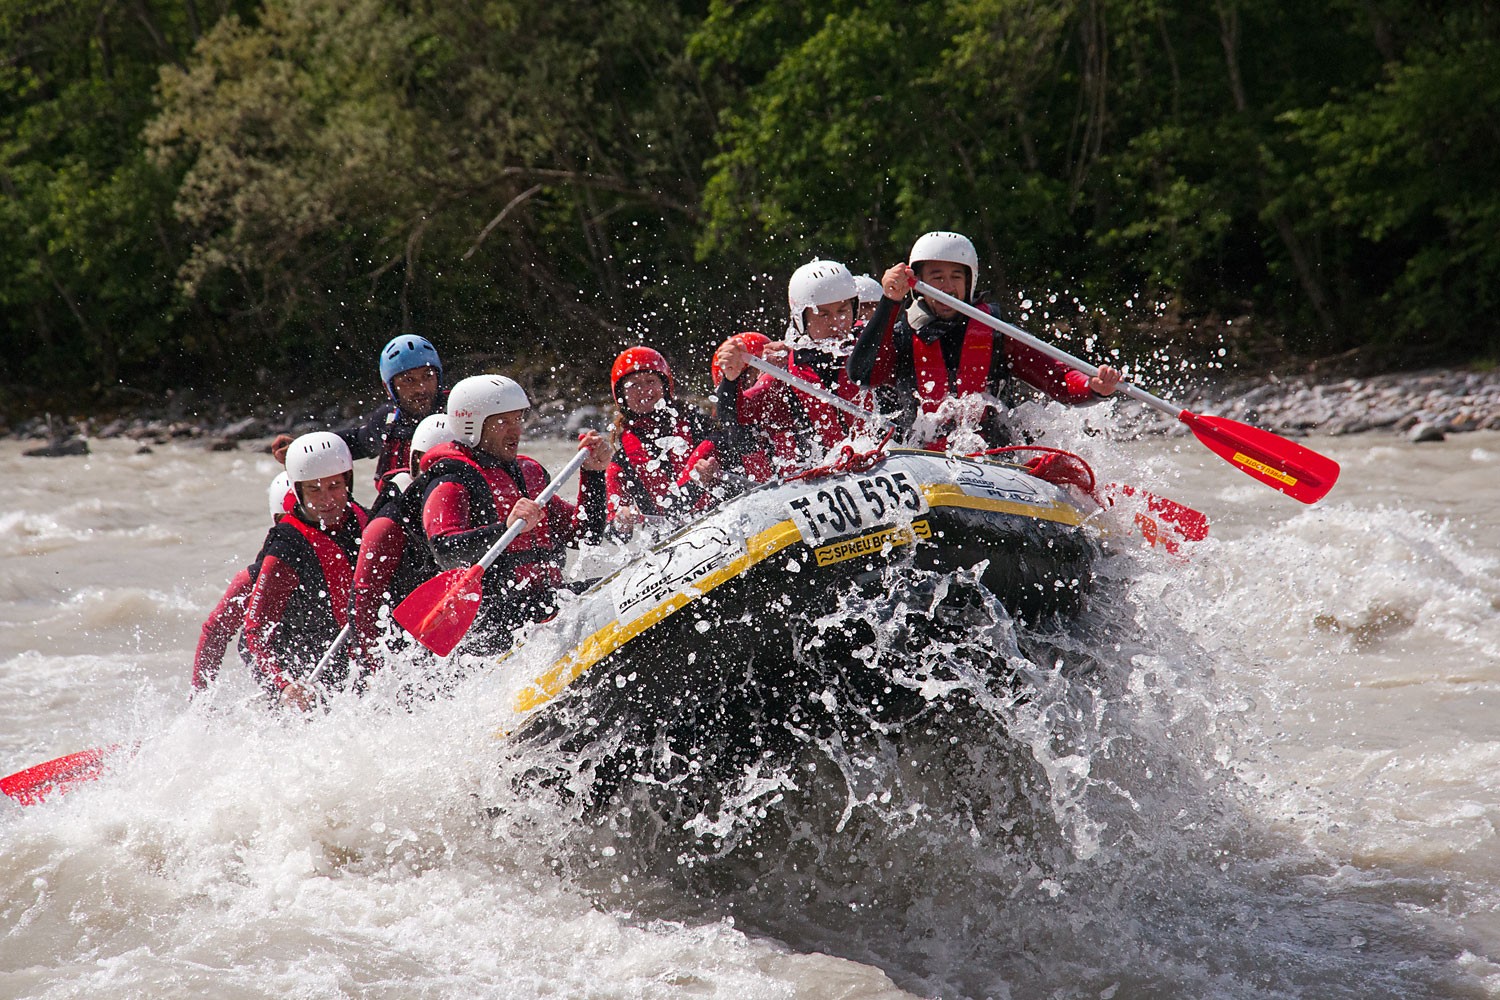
[463,183,543,260]
[496,166,698,218]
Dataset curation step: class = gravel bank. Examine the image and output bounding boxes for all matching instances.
[7,367,1499,456]
[1114,368,1500,442]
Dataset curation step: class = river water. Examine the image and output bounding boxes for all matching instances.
[1,422,1498,999]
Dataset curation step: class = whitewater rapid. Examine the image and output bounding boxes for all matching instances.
[2,425,1498,999]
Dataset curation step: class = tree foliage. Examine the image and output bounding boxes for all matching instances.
[0,0,259,389]
[146,0,720,381]
[1,0,1496,405]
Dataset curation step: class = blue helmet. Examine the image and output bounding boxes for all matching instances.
[379,335,443,398]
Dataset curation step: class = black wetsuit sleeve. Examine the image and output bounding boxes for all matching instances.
[333,404,393,461]
[718,374,745,420]
[847,296,900,385]
[709,376,760,468]
[577,468,608,543]
[428,523,510,570]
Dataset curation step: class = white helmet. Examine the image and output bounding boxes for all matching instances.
[787,259,858,334]
[285,431,353,484]
[447,374,530,447]
[410,413,456,457]
[267,472,294,518]
[909,231,980,300]
[853,274,882,304]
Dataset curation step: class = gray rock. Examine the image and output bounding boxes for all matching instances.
[1326,416,1374,436]
[23,437,89,457]
[1362,408,1408,429]
[1408,422,1447,443]
[220,416,264,440]
[563,404,605,435]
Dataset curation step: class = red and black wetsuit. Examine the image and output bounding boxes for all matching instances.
[608,406,721,521]
[350,478,440,661]
[191,544,268,691]
[717,343,875,474]
[420,442,607,652]
[847,295,1100,449]
[242,502,370,697]
[335,388,449,493]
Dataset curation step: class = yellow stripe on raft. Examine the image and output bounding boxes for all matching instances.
[507,483,1085,717]
[813,520,931,567]
[512,520,804,713]
[919,484,1084,527]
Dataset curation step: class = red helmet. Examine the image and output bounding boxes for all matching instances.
[711,331,771,386]
[611,346,673,404]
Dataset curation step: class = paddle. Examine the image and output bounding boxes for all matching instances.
[743,353,895,429]
[301,622,355,704]
[912,280,1341,504]
[1105,483,1210,541]
[741,348,1209,546]
[2,744,129,806]
[393,446,591,656]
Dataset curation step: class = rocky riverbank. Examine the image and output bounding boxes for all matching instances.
[7,388,359,457]
[7,366,1500,457]
[1114,367,1500,442]
[3,383,609,458]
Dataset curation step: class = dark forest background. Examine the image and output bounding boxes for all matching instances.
[2,0,1497,414]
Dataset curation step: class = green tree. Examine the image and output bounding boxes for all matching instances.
[693,0,1500,363]
[0,0,252,391]
[1281,8,1500,359]
[148,0,721,383]
[6,0,1500,405]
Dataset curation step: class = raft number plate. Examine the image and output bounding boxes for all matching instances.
[787,471,928,545]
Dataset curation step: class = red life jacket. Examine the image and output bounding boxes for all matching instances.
[784,357,875,451]
[375,434,410,492]
[281,506,371,628]
[735,355,870,477]
[909,307,1006,450]
[738,446,777,483]
[368,388,449,492]
[911,311,997,412]
[423,442,565,590]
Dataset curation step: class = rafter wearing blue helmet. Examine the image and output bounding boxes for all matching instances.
[272,334,450,497]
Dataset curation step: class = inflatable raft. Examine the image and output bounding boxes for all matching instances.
[498,448,1103,805]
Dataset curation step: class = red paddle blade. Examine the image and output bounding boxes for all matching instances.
[1180,411,1340,504]
[1105,484,1210,543]
[2,744,122,806]
[393,565,485,656]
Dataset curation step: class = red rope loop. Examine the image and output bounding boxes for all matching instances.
[782,428,898,483]
[967,445,1098,496]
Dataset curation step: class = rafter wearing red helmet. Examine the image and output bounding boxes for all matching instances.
[607,346,726,535]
